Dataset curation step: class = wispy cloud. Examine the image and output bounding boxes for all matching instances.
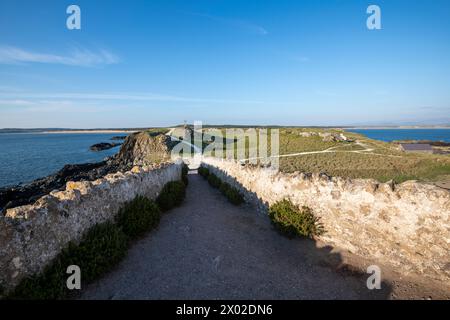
[0,45,119,67]
[0,91,262,106]
[191,13,268,35]
[0,99,36,106]
[418,106,450,111]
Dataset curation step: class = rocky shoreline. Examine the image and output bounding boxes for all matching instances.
[0,131,176,214]
[0,159,131,213]
[89,142,122,151]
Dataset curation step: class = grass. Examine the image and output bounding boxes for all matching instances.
[198,127,450,184]
[279,130,450,183]
[279,129,339,153]
[146,128,170,136]
[268,199,324,239]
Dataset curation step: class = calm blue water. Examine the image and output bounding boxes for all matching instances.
[347,129,450,142]
[0,133,123,187]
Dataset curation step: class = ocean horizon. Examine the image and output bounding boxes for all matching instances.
[1,129,449,188]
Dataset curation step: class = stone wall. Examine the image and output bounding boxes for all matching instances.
[201,157,450,283]
[0,161,182,291]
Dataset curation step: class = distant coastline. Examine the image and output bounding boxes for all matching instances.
[42,130,138,134]
[1,125,450,134]
[0,128,149,134]
[348,126,450,130]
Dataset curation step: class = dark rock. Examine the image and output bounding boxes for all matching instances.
[0,161,130,213]
[90,142,121,151]
[0,131,179,213]
[110,135,127,141]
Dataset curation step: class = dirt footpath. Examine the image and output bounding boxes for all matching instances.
[81,172,449,300]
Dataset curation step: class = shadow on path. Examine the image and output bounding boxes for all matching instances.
[82,172,392,299]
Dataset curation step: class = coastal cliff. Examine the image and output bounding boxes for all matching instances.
[0,131,175,213]
[0,131,181,292]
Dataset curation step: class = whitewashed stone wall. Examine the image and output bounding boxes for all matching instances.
[201,157,450,283]
[0,162,182,291]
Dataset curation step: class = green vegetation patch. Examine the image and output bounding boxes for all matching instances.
[268,199,324,239]
[181,163,189,186]
[201,127,450,183]
[8,221,128,300]
[147,128,170,136]
[199,167,244,205]
[117,196,161,239]
[156,180,186,211]
[198,166,210,178]
[8,178,188,300]
[207,173,222,189]
[280,151,450,183]
[219,182,244,205]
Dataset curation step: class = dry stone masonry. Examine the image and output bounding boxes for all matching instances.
[0,161,182,291]
[201,157,450,283]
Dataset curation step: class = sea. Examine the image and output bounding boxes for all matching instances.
[1,129,449,188]
[0,133,124,188]
[347,129,450,143]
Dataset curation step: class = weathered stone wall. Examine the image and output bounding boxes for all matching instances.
[201,157,450,283]
[0,162,182,291]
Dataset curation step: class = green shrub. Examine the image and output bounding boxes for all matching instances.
[181,163,189,186]
[207,173,222,188]
[198,166,210,177]
[219,182,244,205]
[156,180,186,211]
[117,196,161,239]
[9,222,127,299]
[268,199,324,239]
[199,168,244,205]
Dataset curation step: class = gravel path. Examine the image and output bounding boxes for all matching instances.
[81,172,392,300]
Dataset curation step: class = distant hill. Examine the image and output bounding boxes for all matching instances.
[0,127,159,134]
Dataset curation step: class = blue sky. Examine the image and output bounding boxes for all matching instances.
[0,0,449,128]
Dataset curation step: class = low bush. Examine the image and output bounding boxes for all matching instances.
[268,199,324,239]
[9,222,128,299]
[181,163,189,186]
[7,178,189,300]
[117,196,161,239]
[198,166,210,177]
[207,173,222,189]
[156,180,186,211]
[199,169,244,206]
[219,182,244,205]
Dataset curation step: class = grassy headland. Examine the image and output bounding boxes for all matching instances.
[186,127,450,184]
